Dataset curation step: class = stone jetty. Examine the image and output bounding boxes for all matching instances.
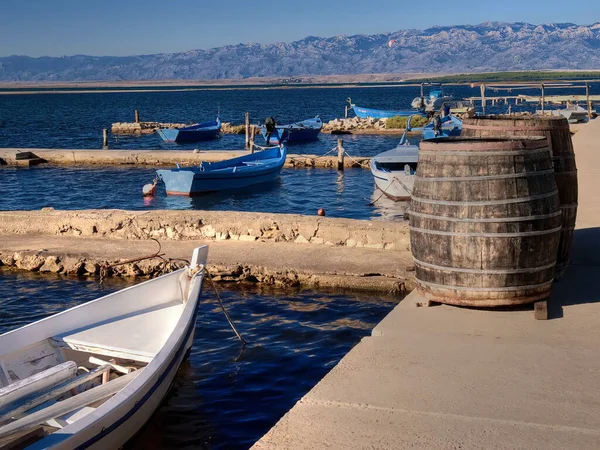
[111,121,245,135]
[0,209,413,293]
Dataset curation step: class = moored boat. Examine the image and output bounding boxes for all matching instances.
[260,117,322,144]
[421,114,463,140]
[0,246,208,449]
[411,83,454,111]
[348,98,414,119]
[157,146,286,196]
[370,124,418,201]
[157,119,221,143]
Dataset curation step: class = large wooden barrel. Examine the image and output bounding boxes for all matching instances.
[410,137,562,307]
[462,116,577,278]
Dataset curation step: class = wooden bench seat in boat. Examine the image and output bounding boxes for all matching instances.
[55,301,184,363]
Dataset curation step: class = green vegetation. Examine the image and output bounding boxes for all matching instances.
[413,71,600,84]
[386,115,429,129]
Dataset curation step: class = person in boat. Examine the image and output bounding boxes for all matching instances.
[433,114,442,136]
[265,116,278,145]
[441,102,450,117]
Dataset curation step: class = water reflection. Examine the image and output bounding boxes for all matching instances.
[370,189,409,221]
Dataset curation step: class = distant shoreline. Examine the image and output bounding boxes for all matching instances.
[1,70,599,95]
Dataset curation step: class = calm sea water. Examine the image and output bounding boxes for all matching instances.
[2,84,596,152]
[0,269,398,449]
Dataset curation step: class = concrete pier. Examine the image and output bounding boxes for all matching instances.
[251,119,600,449]
[0,149,370,169]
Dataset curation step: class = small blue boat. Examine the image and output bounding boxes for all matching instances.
[421,114,463,140]
[260,117,322,144]
[351,105,415,119]
[156,146,286,196]
[157,118,221,143]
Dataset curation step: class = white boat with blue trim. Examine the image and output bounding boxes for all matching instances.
[0,246,208,449]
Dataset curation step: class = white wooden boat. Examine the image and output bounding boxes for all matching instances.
[0,246,208,449]
[370,118,419,201]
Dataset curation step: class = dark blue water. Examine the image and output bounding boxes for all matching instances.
[0,269,398,449]
[0,165,408,220]
[2,84,595,152]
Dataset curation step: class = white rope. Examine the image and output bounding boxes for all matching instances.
[252,143,283,151]
[343,151,370,168]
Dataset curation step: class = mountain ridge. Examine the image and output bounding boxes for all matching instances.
[1,22,600,82]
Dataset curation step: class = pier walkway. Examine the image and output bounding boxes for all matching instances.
[252,120,600,449]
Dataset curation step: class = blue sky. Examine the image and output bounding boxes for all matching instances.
[1,0,599,57]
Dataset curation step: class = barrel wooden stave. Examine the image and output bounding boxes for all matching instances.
[410,137,561,307]
[461,116,577,278]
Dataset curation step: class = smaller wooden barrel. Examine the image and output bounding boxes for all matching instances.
[462,116,577,278]
[410,137,561,307]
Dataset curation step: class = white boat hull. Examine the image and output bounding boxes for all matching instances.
[371,162,414,201]
[0,247,208,450]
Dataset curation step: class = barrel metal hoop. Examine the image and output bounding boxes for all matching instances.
[413,258,556,275]
[553,170,578,175]
[416,279,554,292]
[409,225,562,238]
[462,124,570,131]
[560,203,579,209]
[561,226,576,231]
[408,210,562,223]
[418,149,550,157]
[410,190,559,206]
[415,168,555,182]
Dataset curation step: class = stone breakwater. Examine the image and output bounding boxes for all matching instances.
[0,210,413,293]
[0,149,370,169]
[111,121,245,135]
[0,210,408,250]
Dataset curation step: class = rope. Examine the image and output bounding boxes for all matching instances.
[368,177,412,205]
[252,143,282,151]
[205,268,247,345]
[343,151,370,168]
[99,238,167,284]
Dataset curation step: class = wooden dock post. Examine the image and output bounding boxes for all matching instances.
[586,82,592,121]
[540,83,545,116]
[134,110,140,124]
[337,139,344,171]
[245,112,250,149]
[345,105,349,119]
[102,129,108,148]
[480,84,486,116]
[250,125,256,153]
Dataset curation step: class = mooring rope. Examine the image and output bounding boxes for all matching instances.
[368,177,413,206]
[343,151,370,168]
[205,269,247,345]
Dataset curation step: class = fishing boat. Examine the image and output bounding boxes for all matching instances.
[421,114,463,140]
[348,98,414,119]
[370,121,418,201]
[157,146,286,196]
[259,117,322,144]
[0,246,208,449]
[411,83,454,111]
[157,118,221,143]
[537,105,590,123]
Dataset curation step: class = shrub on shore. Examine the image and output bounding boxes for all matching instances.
[386,114,429,129]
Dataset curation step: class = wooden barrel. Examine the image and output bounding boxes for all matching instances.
[462,116,577,278]
[410,137,561,307]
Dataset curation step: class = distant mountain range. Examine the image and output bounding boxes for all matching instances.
[1,22,600,82]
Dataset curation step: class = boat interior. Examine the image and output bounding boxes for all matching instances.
[0,269,192,449]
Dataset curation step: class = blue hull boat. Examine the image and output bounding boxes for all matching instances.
[157,146,286,196]
[351,105,415,119]
[421,115,463,140]
[260,117,322,144]
[157,119,221,143]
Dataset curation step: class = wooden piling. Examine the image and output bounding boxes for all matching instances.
[480,84,486,116]
[250,125,256,153]
[345,105,349,119]
[337,139,344,171]
[245,112,250,149]
[586,82,592,120]
[134,110,140,124]
[102,129,108,148]
[540,83,545,116]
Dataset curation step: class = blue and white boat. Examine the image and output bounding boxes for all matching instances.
[411,84,454,110]
[421,114,463,140]
[260,117,322,144]
[370,119,418,201]
[157,146,286,196]
[157,119,221,143]
[348,98,414,119]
